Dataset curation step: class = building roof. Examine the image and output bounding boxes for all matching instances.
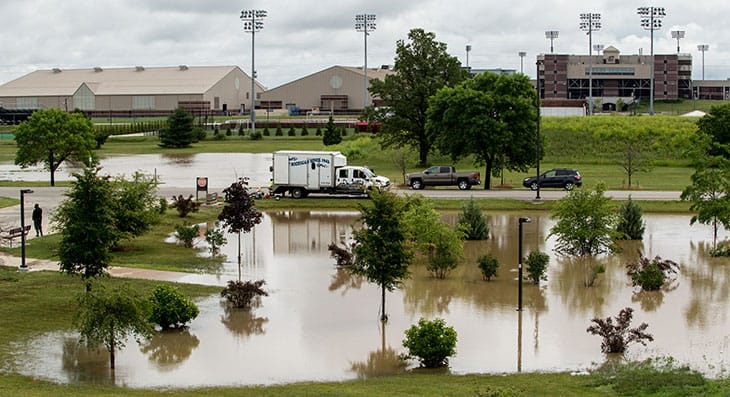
[0,65,250,97]
[266,65,395,91]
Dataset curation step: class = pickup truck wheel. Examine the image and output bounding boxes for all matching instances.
[564,182,575,191]
[410,180,423,190]
[530,182,539,191]
[290,187,306,199]
[457,179,469,190]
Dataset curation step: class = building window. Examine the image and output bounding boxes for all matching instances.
[132,96,155,110]
[16,97,38,109]
[73,85,95,111]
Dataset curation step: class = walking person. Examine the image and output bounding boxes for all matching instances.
[32,203,42,237]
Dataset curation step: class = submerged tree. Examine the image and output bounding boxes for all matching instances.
[74,283,153,369]
[220,280,268,309]
[680,158,730,250]
[218,178,263,281]
[586,307,653,353]
[456,198,489,240]
[616,196,646,240]
[351,191,413,321]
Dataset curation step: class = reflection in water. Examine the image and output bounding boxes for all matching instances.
[15,211,730,387]
[220,305,269,338]
[329,267,364,295]
[139,330,200,371]
[61,336,114,384]
[350,322,407,379]
[161,153,196,166]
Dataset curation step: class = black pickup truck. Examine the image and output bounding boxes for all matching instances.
[405,166,481,190]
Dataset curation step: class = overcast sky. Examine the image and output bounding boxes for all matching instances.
[1,0,728,88]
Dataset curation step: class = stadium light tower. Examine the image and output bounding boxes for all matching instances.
[593,44,604,56]
[355,14,376,109]
[698,44,709,80]
[545,30,559,53]
[580,13,601,116]
[671,30,685,53]
[241,9,267,136]
[637,6,665,116]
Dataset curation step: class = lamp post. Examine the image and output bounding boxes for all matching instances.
[466,44,472,70]
[355,13,376,109]
[518,52,526,74]
[593,44,604,56]
[637,6,665,116]
[671,30,685,53]
[241,9,267,136]
[580,13,601,116]
[698,44,709,80]
[517,216,531,311]
[19,189,33,270]
[545,30,559,54]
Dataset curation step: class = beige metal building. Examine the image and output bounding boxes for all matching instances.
[259,65,395,114]
[0,65,263,115]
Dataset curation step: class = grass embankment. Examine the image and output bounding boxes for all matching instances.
[1,267,728,396]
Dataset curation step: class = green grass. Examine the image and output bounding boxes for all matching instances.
[634,99,719,115]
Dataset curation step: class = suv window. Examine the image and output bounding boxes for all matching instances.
[544,170,557,177]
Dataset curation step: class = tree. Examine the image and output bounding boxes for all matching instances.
[426,72,538,189]
[74,282,153,369]
[351,191,413,321]
[477,254,499,281]
[218,178,263,280]
[369,28,468,166]
[616,196,646,240]
[14,108,97,186]
[525,250,550,285]
[586,307,653,353]
[457,198,489,240]
[549,183,621,256]
[171,194,200,217]
[148,284,199,330]
[322,115,342,146]
[402,317,457,368]
[697,103,730,157]
[681,157,730,250]
[109,172,161,243]
[220,279,268,309]
[597,127,655,187]
[627,256,679,292]
[159,107,196,148]
[55,167,118,283]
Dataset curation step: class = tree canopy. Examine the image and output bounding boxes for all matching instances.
[14,108,97,186]
[218,179,263,234]
[426,72,538,189]
[159,107,196,148]
[369,28,468,166]
[681,157,730,250]
[697,103,730,157]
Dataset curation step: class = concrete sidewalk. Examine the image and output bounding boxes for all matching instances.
[0,251,215,285]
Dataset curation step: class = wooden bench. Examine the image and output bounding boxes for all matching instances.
[1,225,31,247]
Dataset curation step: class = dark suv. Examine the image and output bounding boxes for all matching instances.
[523,168,582,191]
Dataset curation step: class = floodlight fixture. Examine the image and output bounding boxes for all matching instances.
[636,6,665,115]
[671,30,685,53]
[579,12,601,116]
[355,13,376,109]
[545,30,559,53]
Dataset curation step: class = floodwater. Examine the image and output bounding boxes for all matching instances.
[0,153,273,189]
[11,211,730,387]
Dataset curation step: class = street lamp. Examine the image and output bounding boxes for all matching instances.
[241,9,267,136]
[545,30,559,54]
[518,51,526,74]
[580,13,601,116]
[671,30,685,53]
[355,13,376,109]
[637,6,665,116]
[19,189,33,270]
[517,216,531,311]
[698,44,709,80]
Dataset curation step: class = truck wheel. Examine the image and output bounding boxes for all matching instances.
[411,179,423,190]
[291,188,306,199]
[457,179,469,190]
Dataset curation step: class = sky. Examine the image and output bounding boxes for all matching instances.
[1,0,728,89]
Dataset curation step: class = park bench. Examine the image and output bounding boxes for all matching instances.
[0,225,31,247]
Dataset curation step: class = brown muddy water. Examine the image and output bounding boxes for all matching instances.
[11,211,730,387]
[0,153,273,188]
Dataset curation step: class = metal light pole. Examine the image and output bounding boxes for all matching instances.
[637,6,665,116]
[580,13,601,116]
[466,44,472,70]
[517,216,531,311]
[545,30,559,54]
[355,14,376,109]
[518,52,526,74]
[19,189,33,270]
[593,44,604,57]
[698,44,709,80]
[671,30,685,53]
[241,9,266,136]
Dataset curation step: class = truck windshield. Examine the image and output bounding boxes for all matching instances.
[362,168,376,178]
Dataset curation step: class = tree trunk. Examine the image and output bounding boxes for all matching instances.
[49,153,56,187]
[418,143,428,167]
[483,157,493,190]
[380,284,387,322]
[109,330,116,369]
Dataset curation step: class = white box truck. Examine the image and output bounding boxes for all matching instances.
[270,150,390,198]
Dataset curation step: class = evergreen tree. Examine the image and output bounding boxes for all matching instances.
[616,196,646,240]
[456,198,489,240]
[323,116,342,146]
[159,108,195,148]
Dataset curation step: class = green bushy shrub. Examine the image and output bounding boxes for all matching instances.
[477,255,499,281]
[174,224,199,248]
[402,318,457,368]
[616,197,645,240]
[525,250,549,284]
[148,284,199,330]
[457,198,489,240]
